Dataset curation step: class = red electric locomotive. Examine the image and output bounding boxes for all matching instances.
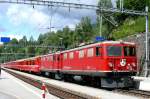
[39,41,137,88]
[60,41,137,88]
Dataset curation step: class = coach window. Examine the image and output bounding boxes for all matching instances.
[43,57,46,61]
[50,56,53,61]
[47,57,50,61]
[96,46,101,56]
[79,50,84,58]
[53,55,56,61]
[31,60,34,65]
[69,52,74,59]
[47,56,50,61]
[64,53,67,60]
[49,56,51,61]
[87,48,94,57]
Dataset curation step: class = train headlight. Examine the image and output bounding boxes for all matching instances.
[127,64,133,71]
[108,62,113,67]
[120,59,126,66]
[132,63,136,67]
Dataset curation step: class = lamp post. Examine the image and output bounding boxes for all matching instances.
[145,6,149,77]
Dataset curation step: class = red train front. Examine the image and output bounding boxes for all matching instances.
[102,41,137,87]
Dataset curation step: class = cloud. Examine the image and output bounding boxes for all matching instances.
[0,27,6,32]
[7,5,26,26]
[6,0,97,27]
[40,1,97,30]
[6,5,49,27]
[4,0,98,40]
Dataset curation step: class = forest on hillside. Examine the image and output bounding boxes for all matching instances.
[0,0,149,63]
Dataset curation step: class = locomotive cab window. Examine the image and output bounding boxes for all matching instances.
[107,46,122,56]
[96,46,101,56]
[124,46,136,56]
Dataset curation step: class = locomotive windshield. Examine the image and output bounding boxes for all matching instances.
[107,46,122,56]
[124,46,136,56]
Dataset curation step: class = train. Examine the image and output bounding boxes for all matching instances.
[2,41,138,88]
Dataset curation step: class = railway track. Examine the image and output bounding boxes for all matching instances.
[3,68,150,99]
[3,68,99,99]
[114,89,150,98]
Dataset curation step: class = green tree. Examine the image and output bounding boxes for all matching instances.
[98,0,113,8]
[75,17,93,43]
[97,0,115,38]
[19,36,28,46]
[123,0,147,11]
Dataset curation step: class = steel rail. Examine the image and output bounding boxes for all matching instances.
[114,89,150,98]
[3,68,100,99]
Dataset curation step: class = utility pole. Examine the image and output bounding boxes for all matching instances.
[99,13,102,37]
[120,0,124,11]
[145,6,149,77]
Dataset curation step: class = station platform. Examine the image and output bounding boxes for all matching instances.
[133,76,150,91]
[5,68,141,99]
[0,91,18,99]
[0,70,59,99]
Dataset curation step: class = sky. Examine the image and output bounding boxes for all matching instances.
[0,0,116,41]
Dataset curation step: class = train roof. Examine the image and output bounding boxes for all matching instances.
[61,41,135,53]
[101,41,135,45]
[40,52,59,57]
[4,55,41,63]
[3,41,136,61]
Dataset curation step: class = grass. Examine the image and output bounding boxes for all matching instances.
[112,13,150,39]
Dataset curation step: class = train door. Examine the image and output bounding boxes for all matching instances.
[95,46,103,70]
[56,54,59,70]
[53,54,59,70]
[53,53,62,71]
[58,53,63,70]
[52,55,55,70]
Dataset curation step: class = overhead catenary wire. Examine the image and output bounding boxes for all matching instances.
[0,0,147,16]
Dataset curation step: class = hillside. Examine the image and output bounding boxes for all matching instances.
[112,13,150,39]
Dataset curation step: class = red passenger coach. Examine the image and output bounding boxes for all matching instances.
[40,52,63,78]
[4,56,41,73]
